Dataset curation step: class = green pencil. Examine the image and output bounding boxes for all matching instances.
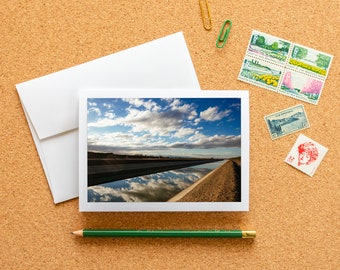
[71,229,256,238]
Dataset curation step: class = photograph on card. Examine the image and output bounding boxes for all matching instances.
[78,90,249,212]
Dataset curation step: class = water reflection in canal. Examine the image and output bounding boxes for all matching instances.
[88,160,226,202]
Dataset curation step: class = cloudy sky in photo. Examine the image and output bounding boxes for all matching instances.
[87,97,241,159]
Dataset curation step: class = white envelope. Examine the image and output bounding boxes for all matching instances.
[16,32,201,203]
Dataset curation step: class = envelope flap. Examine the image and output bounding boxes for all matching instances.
[16,32,199,140]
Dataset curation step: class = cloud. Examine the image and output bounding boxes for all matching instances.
[88,129,240,154]
[88,117,117,127]
[173,127,195,138]
[121,105,197,137]
[169,99,197,119]
[88,131,169,153]
[123,98,144,108]
[88,99,199,137]
[200,107,231,121]
[87,98,241,156]
[88,107,101,117]
[89,132,136,146]
[89,103,190,137]
[123,98,160,111]
[103,103,113,109]
[104,111,115,119]
[171,134,241,149]
[194,118,201,125]
[229,103,240,108]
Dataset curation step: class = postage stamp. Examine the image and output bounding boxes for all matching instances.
[264,104,310,140]
[279,70,324,105]
[288,44,333,78]
[284,134,328,177]
[238,30,333,105]
[238,56,283,91]
[246,30,292,64]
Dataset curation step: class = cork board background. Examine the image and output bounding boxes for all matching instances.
[1,0,339,269]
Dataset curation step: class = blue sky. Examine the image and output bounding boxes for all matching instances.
[87,98,241,159]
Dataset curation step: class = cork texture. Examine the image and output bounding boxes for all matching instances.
[1,0,339,269]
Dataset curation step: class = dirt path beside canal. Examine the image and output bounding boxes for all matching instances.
[168,158,241,202]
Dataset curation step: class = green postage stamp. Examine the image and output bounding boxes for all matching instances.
[264,104,310,140]
[238,30,333,105]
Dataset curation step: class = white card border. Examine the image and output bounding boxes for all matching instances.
[79,89,249,212]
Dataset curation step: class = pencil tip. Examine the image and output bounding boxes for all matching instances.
[71,230,83,237]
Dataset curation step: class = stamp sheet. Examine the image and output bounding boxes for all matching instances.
[238,30,333,105]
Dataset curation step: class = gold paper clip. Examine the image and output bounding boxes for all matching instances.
[216,20,232,48]
[199,0,212,30]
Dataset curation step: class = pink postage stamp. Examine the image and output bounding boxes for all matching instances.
[285,134,328,177]
[279,70,324,104]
